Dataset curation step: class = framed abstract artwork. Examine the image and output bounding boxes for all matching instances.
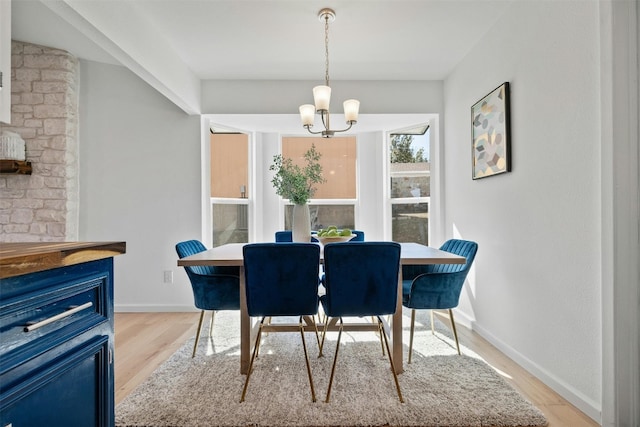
[471,82,511,179]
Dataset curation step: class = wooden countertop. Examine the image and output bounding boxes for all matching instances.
[0,241,126,279]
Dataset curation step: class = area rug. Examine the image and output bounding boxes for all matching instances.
[116,310,548,427]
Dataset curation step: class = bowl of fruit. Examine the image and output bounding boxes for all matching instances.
[312,226,356,246]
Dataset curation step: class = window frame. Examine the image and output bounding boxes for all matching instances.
[277,135,359,231]
[202,113,438,245]
[204,120,254,247]
[385,123,433,245]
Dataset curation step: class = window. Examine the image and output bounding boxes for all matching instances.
[281,136,357,230]
[388,127,430,245]
[210,133,249,247]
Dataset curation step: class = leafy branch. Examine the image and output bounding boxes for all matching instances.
[269,143,326,205]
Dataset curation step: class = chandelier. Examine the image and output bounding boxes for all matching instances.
[299,8,359,138]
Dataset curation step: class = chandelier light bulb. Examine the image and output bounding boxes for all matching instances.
[299,104,316,127]
[313,85,331,111]
[343,99,360,123]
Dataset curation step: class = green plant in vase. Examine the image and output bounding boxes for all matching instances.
[269,143,325,204]
[269,144,325,241]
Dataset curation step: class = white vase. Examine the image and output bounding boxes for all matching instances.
[292,203,311,242]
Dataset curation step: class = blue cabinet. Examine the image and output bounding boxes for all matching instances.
[1,256,118,427]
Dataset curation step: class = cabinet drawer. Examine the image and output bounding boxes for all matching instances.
[0,265,110,374]
[0,335,112,427]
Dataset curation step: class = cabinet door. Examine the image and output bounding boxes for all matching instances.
[0,335,113,427]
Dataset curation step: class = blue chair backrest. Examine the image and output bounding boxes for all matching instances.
[175,240,238,277]
[351,230,365,241]
[431,239,478,273]
[275,230,364,242]
[175,239,240,310]
[322,242,401,317]
[243,243,320,317]
[176,240,215,276]
[274,230,319,242]
[402,239,478,280]
[275,230,292,242]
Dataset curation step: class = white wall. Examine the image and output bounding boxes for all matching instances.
[357,131,386,241]
[201,80,443,114]
[444,1,601,420]
[79,60,201,311]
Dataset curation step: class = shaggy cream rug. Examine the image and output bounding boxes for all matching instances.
[116,310,548,427]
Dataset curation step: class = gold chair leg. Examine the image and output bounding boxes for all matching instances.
[378,316,404,403]
[430,310,435,335]
[319,317,337,357]
[448,309,461,355]
[299,316,317,402]
[317,310,326,327]
[192,310,206,358]
[374,316,386,356]
[319,319,329,357]
[255,323,264,359]
[209,310,216,338]
[255,316,270,359]
[240,317,265,402]
[408,309,416,364]
[325,318,343,403]
[310,316,321,354]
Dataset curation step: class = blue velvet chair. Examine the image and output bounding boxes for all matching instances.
[402,239,478,360]
[311,229,367,293]
[275,230,313,242]
[320,241,403,403]
[276,229,365,296]
[352,230,365,241]
[175,240,240,358]
[240,243,321,403]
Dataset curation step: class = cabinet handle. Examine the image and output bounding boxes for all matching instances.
[24,302,94,332]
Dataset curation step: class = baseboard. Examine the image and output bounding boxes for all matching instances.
[115,304,198,312]
[451,308,474,329]
[469,319,602,424]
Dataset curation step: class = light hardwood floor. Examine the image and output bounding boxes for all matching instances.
[114,312,599,426]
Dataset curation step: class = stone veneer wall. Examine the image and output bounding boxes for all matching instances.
[0,40,79,242]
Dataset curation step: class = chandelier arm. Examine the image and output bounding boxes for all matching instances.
[329,122,354,134]
[303,125,324,135]
[320,110,330,130]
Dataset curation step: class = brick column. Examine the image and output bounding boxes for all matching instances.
[0,41,79,242]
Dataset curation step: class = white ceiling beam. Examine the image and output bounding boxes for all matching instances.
[40,0,201,115]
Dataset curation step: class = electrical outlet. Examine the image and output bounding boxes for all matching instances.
[163,270,173,284]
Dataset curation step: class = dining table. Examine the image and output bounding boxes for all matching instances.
[177,241,466,375]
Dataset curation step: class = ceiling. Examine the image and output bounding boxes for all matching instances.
[11,0,512,128]
[12,0,512,81]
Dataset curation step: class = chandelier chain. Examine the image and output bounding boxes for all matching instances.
[324,14,330,87]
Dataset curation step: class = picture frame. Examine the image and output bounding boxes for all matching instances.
[471,82,511,179]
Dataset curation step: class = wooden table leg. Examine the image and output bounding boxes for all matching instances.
[392,268,404,374]
[239,267,250,374]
